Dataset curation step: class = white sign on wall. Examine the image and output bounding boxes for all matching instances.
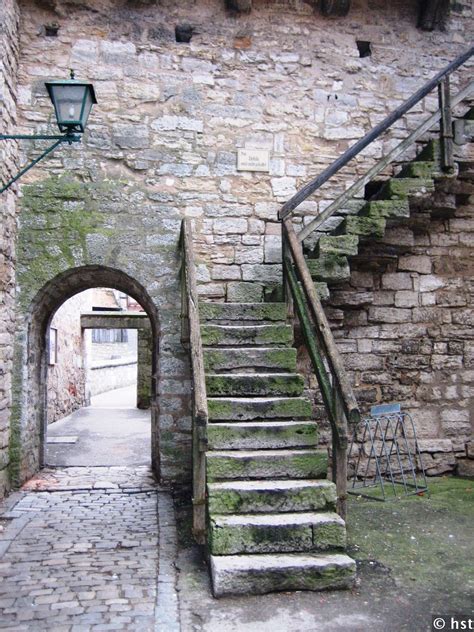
[237,149,270,172]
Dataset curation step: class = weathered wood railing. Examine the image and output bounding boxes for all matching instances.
[179,218,208,545]
[282,218,360,519]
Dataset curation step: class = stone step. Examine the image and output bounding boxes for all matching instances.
[207,421,318,450]
[398,161,442,179]
[200,302,286,323]
[206,449,328,481]
[304,255,351,283]
[210,552,356,597]
[359,199,410,219]
[206,373,305,397]
[204,347,297,373]
[379,177,435,200]
[207,396,313,421]
[314,234,359,257]
[209,511,346,555]
[337,215,386,239]
[201,324,293,347]
[207,479,336,514]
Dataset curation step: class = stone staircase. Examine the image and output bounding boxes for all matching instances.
[199,302,356,597]
[304,103,474,289]
[190,99,473,598]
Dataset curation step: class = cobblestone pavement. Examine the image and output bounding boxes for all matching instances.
[0,466,180,632]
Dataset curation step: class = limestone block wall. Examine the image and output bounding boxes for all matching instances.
[7,0,474,491]
[0,0,20,497]
[47,290,94,424]
[323,177,474,476]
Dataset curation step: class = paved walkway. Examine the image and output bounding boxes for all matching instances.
[0,388,180,631]
[46,386,151,467]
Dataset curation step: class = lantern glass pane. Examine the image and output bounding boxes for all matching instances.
[53,84,87,126]
[80,89,93,128]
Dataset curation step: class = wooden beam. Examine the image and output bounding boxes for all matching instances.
[418,0,450,31]
[320,0,351,17]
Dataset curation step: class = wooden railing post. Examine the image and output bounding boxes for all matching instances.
[180,218,208,545]
[439,76,455,173]
[282,219,357,519]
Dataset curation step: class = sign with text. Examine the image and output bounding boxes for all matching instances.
[237,149,270,172]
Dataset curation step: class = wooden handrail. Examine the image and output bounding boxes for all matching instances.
[279,45,474,224]
[283,219,360,428]
[179,218,208,545]
[282,219,360,518]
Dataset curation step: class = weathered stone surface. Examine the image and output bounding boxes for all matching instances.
[207,479,335,514]
[210,553,356,596]
[206,421,318,450]
[206,373,304,397]
[204,347,297,372]
[201,324,293,347]
[209,511,346,554]
[200,302,286,322]
[306,256,351,283]
[207,396,313,421]
[206,449,328,481]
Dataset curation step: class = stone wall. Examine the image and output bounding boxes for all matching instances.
[324,174,474,476]
[88,359,137,397]
[47,290,94,424]
[8,0,474,491]
[0,0,20,497]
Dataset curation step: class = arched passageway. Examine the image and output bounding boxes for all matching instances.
[13,265,160,485]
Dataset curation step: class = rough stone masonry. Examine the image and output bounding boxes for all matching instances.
[0,0,472,497]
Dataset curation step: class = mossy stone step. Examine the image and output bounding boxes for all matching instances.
[314,234,359,257]
[398,161,441,179]
[204,347,297,373]
[206,373,305,397]
[207,396,313,421]
[210,552,356,597]
[201,324,293,347]
[360,199,410,219]
[304,255,350,283]
[207,479,336,514]
[206,449,328,481]
[379,177,435,200]
[209,511,346,555]
[338,215,386,239]
[207,421,318,451]
[200,302,286,322]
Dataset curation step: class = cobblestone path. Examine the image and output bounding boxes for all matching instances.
[0,467,179,631]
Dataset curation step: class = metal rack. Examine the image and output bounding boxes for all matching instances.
[348,404,428,501]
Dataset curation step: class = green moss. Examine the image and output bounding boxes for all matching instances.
[347,477,474,606]
[306,256,350,283]
[205,374,304,397]
[206,450,328,481]
[17,174,110,308]
[381,177,434,200]
[361,199,410,219]
[207,396,312,421]
[341,215,386,239]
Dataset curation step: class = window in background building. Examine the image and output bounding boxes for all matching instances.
[92,329,129,343]
[48,327,58,364]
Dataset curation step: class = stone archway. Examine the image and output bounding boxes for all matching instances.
[13,265,160,486]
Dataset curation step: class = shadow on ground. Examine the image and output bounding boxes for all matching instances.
[176,477,473,632]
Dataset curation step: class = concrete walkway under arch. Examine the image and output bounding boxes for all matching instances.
[45,385,151,468]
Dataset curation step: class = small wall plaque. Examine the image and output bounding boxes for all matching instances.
[237,149,270,172]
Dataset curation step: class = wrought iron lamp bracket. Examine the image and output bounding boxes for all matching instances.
[0,132,81,194]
